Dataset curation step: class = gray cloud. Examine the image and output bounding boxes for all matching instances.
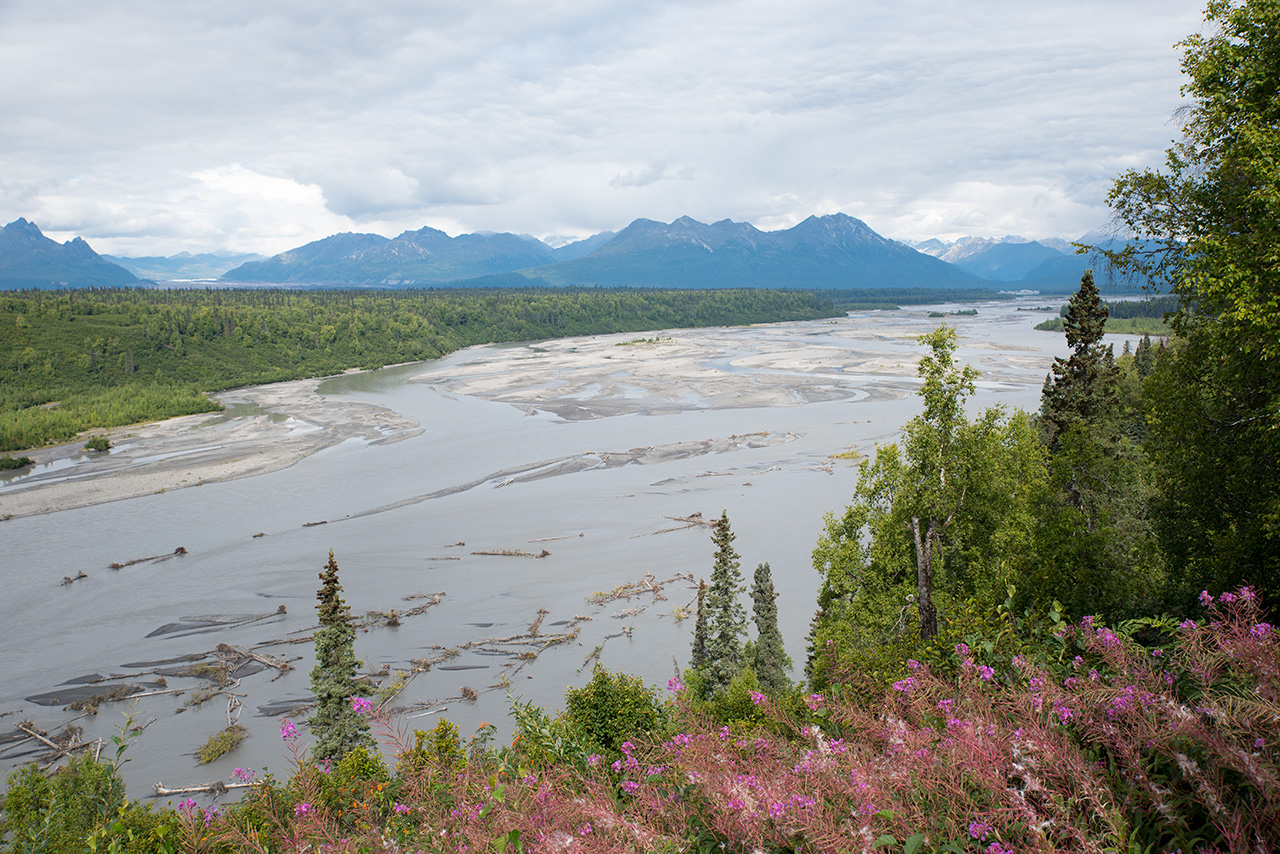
[0,0,1208,255]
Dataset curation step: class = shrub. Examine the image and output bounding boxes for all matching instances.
[0,755,126,854]
[559,666,668,758]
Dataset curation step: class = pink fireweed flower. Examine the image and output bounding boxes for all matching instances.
[393,802,410,814]
[1252,622,1273,639]
[232,768,256,783]
[955,642,970,656]
[620,780,639,795]
[279,718,299,741]
[986,844,1015,854]
[969,820,992,840]
[350,696,374,715]
[1200,590,1214,606]
[804,693,824,711]
[893,676,917,693]
[294,802,312,817]
[750,691,766,705]
[178,798,197,812]
[620,740,635,754]
[666,676,684,694]
[978,665,995,682]
[906,658,920,671]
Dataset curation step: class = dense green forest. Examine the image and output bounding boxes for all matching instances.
[0,287,840,451]
[2,2,1278,852]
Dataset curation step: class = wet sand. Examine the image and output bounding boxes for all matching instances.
[0,321,924,520]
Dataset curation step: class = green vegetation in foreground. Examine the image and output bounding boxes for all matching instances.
[0,287,840,451]
[0,454,33,470]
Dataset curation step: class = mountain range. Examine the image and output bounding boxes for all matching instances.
[102,251,267,282]
[0,216,1106,291]
[0,218,137,288]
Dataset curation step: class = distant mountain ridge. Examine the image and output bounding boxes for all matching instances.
[104,251,266,281]
[910,235,1091,286]
[0,216,1118,293]
[221,213,987,290]
[221,226,611,285]
[0,218,136,288]
[517,214,982,289]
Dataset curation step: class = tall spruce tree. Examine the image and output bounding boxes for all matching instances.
[702,511,747,695]
[309,550,374,760]
[1039,271,1122,450]
[749,562,790,693]
[1032,273,1163,618]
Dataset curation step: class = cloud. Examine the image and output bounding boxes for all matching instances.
[0,0,1210,255]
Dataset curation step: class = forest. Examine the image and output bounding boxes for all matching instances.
[0,287,840,452]
[2,1,1278,851]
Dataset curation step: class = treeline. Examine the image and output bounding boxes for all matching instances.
[820,287,1005,311]
[1034,294,1177,333]
[0,287,841,451]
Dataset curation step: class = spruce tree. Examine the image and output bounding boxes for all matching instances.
[702,511,747,695]
[309,550,374,760]
[689,579,709,672]
[749,562,790,693]
[1039,271,1122,449]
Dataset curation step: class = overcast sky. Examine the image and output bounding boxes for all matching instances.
[1,0,1207,257]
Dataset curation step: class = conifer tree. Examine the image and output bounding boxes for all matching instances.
[1039,271,1121,450]
[702,511,747,695]
[689,579,709,672]
[749,562,790,693]
[309,550,373,760]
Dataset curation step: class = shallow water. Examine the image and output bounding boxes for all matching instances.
[0,298,1140,799]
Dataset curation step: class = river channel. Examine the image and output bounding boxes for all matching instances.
[0,297,1140,799]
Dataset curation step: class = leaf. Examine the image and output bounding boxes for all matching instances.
[873,835,898,849]
[904,833,927,854]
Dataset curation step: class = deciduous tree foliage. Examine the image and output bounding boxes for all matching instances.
[807,328,1046,687]
[1102,0,1280,606]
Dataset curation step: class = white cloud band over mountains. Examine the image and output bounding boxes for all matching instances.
[0,0,1205,256]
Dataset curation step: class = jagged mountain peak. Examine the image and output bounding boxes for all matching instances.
[0,218,136,286]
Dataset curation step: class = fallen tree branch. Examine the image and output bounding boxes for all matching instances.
[153,781,255,797]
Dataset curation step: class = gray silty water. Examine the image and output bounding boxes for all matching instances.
[1,299,1138,799]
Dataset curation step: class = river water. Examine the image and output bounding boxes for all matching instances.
[0,298,1137,799]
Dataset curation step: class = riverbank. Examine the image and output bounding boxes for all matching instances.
[0,377,421,519]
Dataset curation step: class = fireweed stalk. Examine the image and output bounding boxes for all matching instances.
[184,589,1275,852]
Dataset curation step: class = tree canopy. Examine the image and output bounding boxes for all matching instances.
[1102,0,1280,606]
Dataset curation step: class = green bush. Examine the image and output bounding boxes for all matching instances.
[559,666,667,757]
[1,755,127,853]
